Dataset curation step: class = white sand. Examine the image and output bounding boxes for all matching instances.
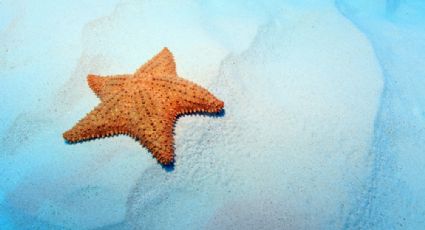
[5,1,421,229]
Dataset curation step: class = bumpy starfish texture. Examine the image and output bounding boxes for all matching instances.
[63,48,224,165]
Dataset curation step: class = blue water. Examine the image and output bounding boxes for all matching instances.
[0,1,424,229]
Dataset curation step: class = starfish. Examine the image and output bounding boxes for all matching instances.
[63,48,224,165]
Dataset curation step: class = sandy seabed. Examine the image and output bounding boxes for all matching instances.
[1,1,425,229]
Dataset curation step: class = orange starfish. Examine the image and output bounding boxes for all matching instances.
[63,48,224,165]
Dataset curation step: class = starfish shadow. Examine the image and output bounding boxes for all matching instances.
[161,163,175,172]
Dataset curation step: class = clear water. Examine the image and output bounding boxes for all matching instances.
[0,1,424,229]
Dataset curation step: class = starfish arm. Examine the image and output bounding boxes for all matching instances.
[127,90,176,165]
[87,74,129,100]
[134,47,176,77]
[130,118,175,165]
[63,96,129,143]
[147,76,224,114]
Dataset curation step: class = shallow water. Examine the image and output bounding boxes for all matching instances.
[0,1,424,229]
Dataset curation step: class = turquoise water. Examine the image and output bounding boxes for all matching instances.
[0,1,424,229]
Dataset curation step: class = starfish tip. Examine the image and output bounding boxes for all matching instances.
[63,130,74,143]
[162,47,171,53]
[218,100,224,109]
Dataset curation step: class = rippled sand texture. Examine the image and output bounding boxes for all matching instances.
[1,1,423,229]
